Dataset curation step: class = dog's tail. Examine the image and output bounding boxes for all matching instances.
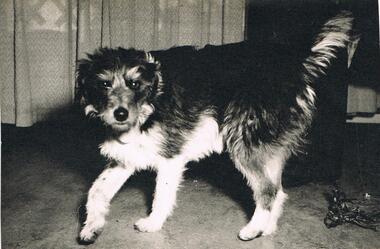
[302,10,360,84]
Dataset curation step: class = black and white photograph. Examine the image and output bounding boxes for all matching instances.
[1,0,380,248]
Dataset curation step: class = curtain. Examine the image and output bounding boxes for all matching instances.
[0,0,246,127]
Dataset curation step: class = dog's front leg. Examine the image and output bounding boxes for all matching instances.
[79,162,135,244]
[134,161,185,232]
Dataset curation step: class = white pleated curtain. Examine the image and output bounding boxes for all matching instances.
[0,0,246,127]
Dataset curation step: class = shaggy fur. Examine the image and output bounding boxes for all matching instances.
[77,11,357,244]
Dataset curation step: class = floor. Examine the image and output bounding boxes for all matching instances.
[2,121,380,249]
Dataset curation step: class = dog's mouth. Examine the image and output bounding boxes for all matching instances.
[110,121,132,131]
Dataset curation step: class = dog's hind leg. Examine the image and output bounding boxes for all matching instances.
[261,153,288,236]
[134,160,186,232]
[231,149,288,241]
[79,162,135,244]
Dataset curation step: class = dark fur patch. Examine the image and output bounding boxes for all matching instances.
[149,42,312,158]
[259,182,278,210]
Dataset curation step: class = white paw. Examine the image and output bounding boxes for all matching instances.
[238,225,263,241]
[79,222,104,244]
[134,217,163,232]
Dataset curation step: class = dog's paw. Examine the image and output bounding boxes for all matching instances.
[78,224,103,245]
[238,226,263,241]
[134,217,163,232]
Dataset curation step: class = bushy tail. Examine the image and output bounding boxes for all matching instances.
[302,10,360,84]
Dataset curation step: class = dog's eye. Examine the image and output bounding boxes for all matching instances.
[101,81,112,88]
[127,80,140,90]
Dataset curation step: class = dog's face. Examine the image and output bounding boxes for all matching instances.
[77,48,161,132]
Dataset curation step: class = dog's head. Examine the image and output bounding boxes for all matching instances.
[77,47,162,132]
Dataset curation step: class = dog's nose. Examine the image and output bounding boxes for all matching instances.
[114,107,129,121]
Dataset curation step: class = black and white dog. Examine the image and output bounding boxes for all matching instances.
[77,11,357,244]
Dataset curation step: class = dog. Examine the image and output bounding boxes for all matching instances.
[77,11,357,244]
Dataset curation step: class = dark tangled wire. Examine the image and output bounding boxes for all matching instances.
[324,188,380,231]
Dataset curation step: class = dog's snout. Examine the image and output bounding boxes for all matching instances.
[114,107,129,122]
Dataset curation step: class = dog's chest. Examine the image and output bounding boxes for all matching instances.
[99,128,164,169]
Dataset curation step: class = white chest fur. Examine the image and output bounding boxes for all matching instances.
[100,126,164,169]
[99,116,224,170]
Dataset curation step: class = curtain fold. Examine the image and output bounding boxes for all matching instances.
[14,0,34,126]
[1,0,78,126]
[1,0,246,127]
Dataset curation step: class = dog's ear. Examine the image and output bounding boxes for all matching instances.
[76,58,98,117]
[76,58,92,91]
[144,52,163,96]
[145,52,160,66]
[75,59,91,106]
[145,52,161,73]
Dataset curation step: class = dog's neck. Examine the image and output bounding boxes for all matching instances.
[105,127,127,144]
[106,126,142,145]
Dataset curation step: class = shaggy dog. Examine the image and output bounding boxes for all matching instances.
[77,11,357,244]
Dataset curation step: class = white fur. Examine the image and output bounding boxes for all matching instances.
[135,160,186,232]
[264,153,285,186]
[138,103,155,125]
[100,125,164,170]
[305,85,316,104]
[312,32,350,53]
[125,66,141,80]
[145,52,157,64]
[296,96,309,113]
[296,85,315,119]
[97,71,112,80]
[180,115,224,161]
[84,104,97,116]
[113,74,124,87]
